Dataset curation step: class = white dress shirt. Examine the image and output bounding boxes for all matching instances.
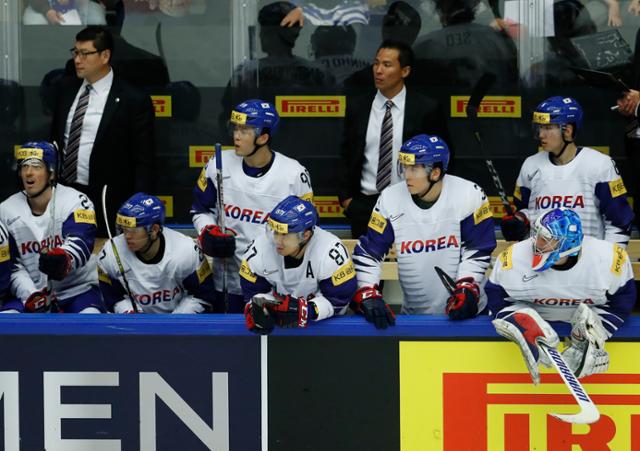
[360,86,406,195]
[64,68,114,185]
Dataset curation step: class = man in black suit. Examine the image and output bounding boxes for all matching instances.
[339,40,450,238]
[51,26,155,237]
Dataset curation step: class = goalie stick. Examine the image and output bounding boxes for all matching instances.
[434,265,600,424]
[466,72,514,216]
[215,142,229,312]
[102,185,140,313]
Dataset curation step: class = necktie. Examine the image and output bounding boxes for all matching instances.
[61,84,92,183]
[376,99,394,192]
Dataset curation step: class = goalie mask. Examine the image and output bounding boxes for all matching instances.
[116,193,165,234]
[531,208,583,272]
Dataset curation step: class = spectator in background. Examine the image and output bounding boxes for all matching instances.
[311,25,369,86]
[23,0,106,25]
[50,26,155,237]
[412,0,518,93]
[339,40,450,238]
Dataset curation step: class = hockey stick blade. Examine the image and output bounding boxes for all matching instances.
[540,344,600,424]
[434,266,456,295]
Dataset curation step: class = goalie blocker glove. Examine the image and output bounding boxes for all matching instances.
[38,247,73,281]
[492,307,559,385]
[445,277,480,320]
[501,211,530,242]
[351,285,396,329]
[198,224,236,258]
[562,303,609,378]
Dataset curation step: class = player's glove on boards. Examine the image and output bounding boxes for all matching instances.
[25,290,52,313]
[268,292,315,328]
[244,300,275,335]
[445,277,480,320]
[39,247,73,281]
[199,224,236,258]
[500,211,530,242]
[351,285,396,329]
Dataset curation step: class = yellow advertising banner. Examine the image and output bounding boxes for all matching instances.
[151,95,172,117]
[188,145,234,168]
[313,196,345,218]
[400,342,640,451]
[157,195,173,218]
[451,96,521,118]
[276,96,346,117]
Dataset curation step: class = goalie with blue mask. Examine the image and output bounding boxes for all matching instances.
[488,208,636,384]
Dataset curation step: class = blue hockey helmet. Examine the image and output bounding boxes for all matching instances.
[398,134,450,172]
[116,193,165,232]
[230,99,280,137]
[15,141,58,173]
[531,208,583,272]
[532,96,583,134]
[268,196,318,234]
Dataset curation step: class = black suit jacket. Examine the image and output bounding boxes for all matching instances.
[50,73,155,235]
[338,87,451,202]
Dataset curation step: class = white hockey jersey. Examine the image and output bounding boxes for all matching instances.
[191,150,313,295]
[0,185,98,302]
[239,228,356,320]
[514,147,634,246]
[0,219,13,302]
[354,175,497,314]
[486,236,636,336]
[97,228,214,313]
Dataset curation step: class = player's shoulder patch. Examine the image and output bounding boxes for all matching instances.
[608,178,627,198]
[610,244,627,276]
[197,167,208,192]
[368,210,387,234]
[196,258,212,283]
[497,245,514,270]
[74,209,96,225]
[97,265,112,285]
[513,185,521,201]
[0,244,9,263]
[300,192,313,202]
[239,259,257,283]
[331,260,356,286]
[473,201,492,225]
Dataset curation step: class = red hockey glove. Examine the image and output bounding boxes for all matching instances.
[39,247,73,281]
[198,224,236,258]
[446,277,480,320]
[25,290,52,313]
[351,285,395,329]
[244,300,275,335]
[267,292,314,328]
[500,211,530,242]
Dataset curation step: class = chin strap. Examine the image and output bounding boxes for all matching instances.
[293,230,313,258]
[417,170,443,199]
[553,125,574,162]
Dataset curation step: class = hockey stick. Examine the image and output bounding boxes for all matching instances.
[43,141,60,306]
[215,143,229,312]
[466,73,514,216]
[539,344,600,424]
[101,185,140,313]
[434,266,456,295]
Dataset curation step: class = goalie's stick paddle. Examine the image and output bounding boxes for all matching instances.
[434,266,456,296]
[540,344,600,424]
[467,72,514,216]
[215,143,229,312]
[102,185,140,313]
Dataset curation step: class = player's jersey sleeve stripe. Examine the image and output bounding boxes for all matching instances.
[60,213,96,270]
[484,279,512,318]
[598,278,637,335]
[240,273,273,301]
[594,181,634,246]
[458,211,496,281]
[318,274,357,310]
[98,273,127,311]
[514,186,531,212]
[190,169,219,232]
[181,270,216,308]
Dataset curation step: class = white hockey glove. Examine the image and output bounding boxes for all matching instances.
[492,308,559,385]
[561,303,609,379]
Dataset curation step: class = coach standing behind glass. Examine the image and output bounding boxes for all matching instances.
[338,39,450,238]
[51,26,155,237]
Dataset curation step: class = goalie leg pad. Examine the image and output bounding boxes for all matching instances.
[492,308,559,385]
